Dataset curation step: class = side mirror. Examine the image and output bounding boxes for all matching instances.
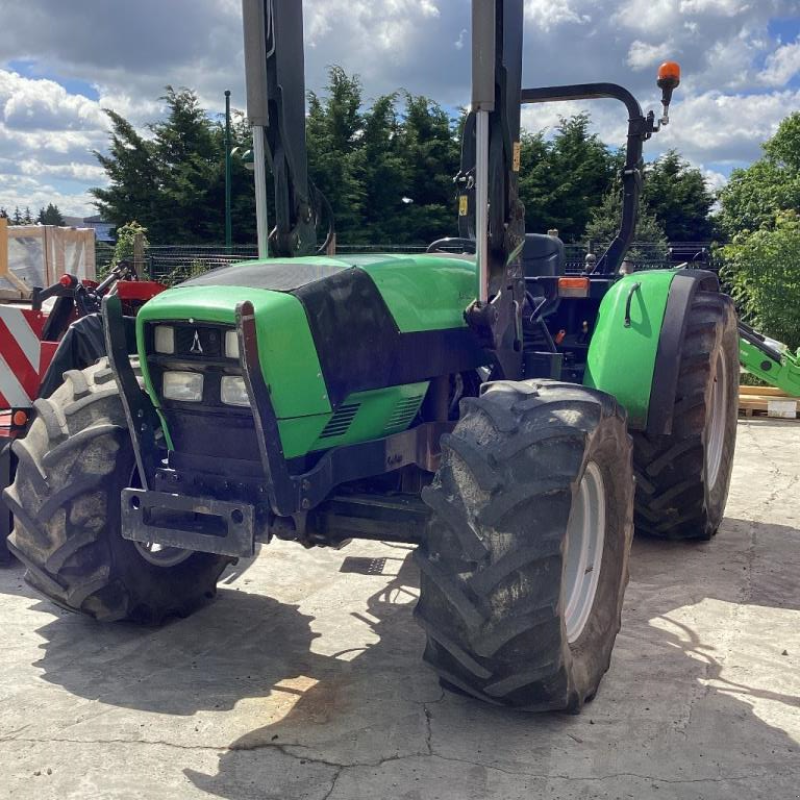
[656,61,681,126]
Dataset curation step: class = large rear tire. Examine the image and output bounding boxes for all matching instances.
[633,292,739,540]
[415,380,634,712]
[3,360,230,623]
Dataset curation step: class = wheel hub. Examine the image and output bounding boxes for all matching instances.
[564,462,606,644]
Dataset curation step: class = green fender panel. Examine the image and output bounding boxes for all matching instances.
[584,271,678,430]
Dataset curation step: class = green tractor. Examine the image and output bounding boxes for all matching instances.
[5,0,744,712]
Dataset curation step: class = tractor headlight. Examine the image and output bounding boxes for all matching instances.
[162,372,204,403]
[220,376,250,407]
[225,330,240,360]
[154,325,175,355]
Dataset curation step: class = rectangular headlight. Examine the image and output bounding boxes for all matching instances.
[154,325,175,354]
[225,330,240,360]
[162,372,203,403]
[221,376,250,407]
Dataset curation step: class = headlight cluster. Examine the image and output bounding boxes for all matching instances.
[154,324,249,407]
[160,370,251,407]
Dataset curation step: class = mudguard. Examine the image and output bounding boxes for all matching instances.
[584,269,719,433]
[38,314,137,399]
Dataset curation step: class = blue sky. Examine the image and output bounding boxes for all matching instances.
[0,0,797,219]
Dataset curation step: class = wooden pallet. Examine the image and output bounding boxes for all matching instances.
[739,386,800,420]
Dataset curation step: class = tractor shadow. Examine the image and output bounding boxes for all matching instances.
[183,520,800,798]
[14,517,800,798]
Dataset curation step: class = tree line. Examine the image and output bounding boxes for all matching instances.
[0,204,66,226]
[91,68,716,248]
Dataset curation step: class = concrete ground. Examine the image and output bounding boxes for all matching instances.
[1,418,799,800]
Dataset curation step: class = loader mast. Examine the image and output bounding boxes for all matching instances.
[461,0,527,380]
[242,0,318,257]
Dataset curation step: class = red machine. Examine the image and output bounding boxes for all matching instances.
[0,264,165,561]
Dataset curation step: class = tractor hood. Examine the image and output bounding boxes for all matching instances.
[135,254,484,457]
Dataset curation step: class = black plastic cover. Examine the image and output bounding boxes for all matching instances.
[38,313,136,399]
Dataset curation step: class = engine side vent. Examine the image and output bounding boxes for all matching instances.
[319,403,361,439]
[386,395,424,433]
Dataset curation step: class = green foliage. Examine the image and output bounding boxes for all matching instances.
[112,221,149,267]
[643,150,716,241]
[585,191,668,264]
[718,112,800,238]
[37,203,65,226]
[518,114,615,239]
[92,88,258,246]
[91,68,715,249]
[720,213,800,351]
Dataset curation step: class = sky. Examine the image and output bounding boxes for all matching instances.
[0,0,797,219]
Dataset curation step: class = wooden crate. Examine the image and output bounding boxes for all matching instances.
[739,386,800,419]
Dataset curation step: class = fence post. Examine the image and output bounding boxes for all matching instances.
[133,232,145,278]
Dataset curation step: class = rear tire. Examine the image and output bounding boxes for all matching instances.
[633,292,739,540]
[3,360,230,623]
[415,380,634,712]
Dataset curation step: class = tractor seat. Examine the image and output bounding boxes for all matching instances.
[522,234,565,278]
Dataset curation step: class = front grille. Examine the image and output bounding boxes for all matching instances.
[166,407,260,462]
[146,321,258,462]
[174,325,223,358]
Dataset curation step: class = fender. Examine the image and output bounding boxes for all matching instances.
[38,314,138,399]
[584,269,719,432]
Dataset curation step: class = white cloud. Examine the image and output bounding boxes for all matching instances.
[628,40,673,70]
[0,71,105,131]
[0,174,95,218]
[701,167,729,193]
[678,0,751,14]
[759,40,800,87]
[524,0,591,30]
[0,0,795,219]
[657,89,799,164]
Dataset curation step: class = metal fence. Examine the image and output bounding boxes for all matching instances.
[123,242,714,286]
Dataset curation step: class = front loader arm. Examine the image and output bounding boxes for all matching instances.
[739,323,800,397]
[242,0,323,257]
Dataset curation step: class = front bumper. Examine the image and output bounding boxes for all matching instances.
[121,488,257,558]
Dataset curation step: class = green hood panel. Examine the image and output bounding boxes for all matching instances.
[134,254,482,460]
[357,255,476,332]
[136,284,329,419]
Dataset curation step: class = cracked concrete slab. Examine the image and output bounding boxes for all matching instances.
[1,418,799,799]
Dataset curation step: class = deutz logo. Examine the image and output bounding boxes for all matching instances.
[190,330,204,354]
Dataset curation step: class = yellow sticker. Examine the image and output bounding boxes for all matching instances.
[459,195,469,217]
[512,141,521,172]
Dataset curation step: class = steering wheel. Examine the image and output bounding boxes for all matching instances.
[426,237,477,255]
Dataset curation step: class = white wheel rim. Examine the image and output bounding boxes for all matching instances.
[128,466,193,568]
[706,349,727,492]
[564,462,606,644]
[133,540,194,568]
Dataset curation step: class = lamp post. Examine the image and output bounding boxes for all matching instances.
[224,90,233,250]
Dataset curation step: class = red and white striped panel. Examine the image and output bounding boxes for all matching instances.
[0,306,47,410]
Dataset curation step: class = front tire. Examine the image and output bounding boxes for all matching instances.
[415,380,634,712]
[633,291,739,540]
[3,360,230,623]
